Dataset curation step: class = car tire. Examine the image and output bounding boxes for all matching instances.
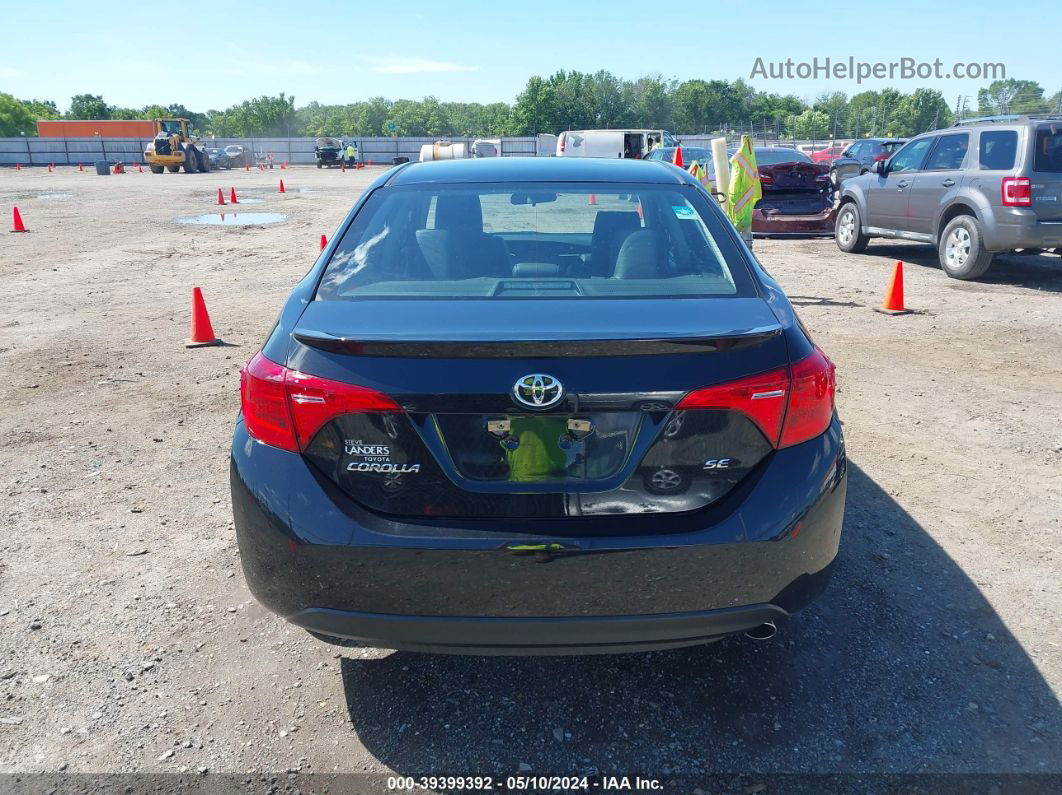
[938,215,994,279]
[149,164,164,174]
[835,202,869,253]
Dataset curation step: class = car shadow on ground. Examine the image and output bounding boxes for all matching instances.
[339,462,1059,778]
[865,243,1062,293]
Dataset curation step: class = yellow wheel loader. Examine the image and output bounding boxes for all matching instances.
[143,119,210,174]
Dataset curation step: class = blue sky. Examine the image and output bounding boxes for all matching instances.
[1,0,1058,111]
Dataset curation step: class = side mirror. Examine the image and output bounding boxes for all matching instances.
[875,159,889,176]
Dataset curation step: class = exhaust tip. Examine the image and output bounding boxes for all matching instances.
[745,621,777,641]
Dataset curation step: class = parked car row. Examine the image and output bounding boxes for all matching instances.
[836,115,1062,279]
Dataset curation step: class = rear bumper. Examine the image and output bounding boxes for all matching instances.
[982,209,1062,250]
[230,417,846,654]
[752,205,836,236]
[295,602,798,655]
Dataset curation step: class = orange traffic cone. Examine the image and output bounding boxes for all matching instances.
[367,160,373,166]
[187,287,222,347]
[245,163,250,172]
[78,163,83,172]
[319,234,327,252]
[281,161,287,170]
[138,164,143,173]
[216,188,226,205]
[588,193,596,206]
[876,261,912,315]
[15,163,20,171]
[278,179,285,193]
[48,163,53,173]
[11,206,27,233]
[230,187,238,204]
[673,147,684,168]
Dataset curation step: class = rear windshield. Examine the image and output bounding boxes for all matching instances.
[1034,127,1062,173]
[755,149,812,165]
[881,141,905,154]
[978,130,1018,170]
[316,183,754,301]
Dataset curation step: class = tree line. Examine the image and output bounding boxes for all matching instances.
[2,73,1059,140]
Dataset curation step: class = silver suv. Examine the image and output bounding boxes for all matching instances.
[835,115,1062,279]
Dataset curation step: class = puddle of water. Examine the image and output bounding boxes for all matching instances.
[225,197,265,205]
[37,192,75,200]
[175,212,287,226]
[297,188,319,194]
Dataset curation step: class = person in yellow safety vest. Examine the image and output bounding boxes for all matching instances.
[727,135,762,236]
[346,143,357,166]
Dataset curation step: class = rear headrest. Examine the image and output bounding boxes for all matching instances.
[435,194,484,234]
[415,229,456,280]
[613,230,666,279]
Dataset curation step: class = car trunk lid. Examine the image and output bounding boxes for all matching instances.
[287,298,789,521]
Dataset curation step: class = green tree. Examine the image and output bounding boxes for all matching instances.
[978,79,1050,114]
[0,93,37,136]
[890,88,952,136]
[20,98,60,121]
[783,109,831,139]
[68,94,110,119]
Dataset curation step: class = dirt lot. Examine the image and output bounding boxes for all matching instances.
[0,166,1059,788]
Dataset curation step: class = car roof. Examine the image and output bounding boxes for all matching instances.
[387,156,692,185]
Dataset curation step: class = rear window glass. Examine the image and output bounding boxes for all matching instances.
[316,183,754,301]
[755,149,812,165]
[979,130,1018,170]
[881,141,905,155]
[1034,127,1062,173]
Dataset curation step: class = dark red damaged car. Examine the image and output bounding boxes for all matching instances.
[748,147,836,237]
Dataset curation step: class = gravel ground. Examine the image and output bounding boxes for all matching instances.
[0,165,1059,790]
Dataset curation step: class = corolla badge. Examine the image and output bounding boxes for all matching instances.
[512,373,564,410]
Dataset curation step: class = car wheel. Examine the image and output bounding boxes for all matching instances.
[183,145,198,173]
[939,215,993,279]
[835,202,869,253]
[197,149,209,172]
[149,164,164,174]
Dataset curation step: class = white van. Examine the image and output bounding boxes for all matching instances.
[556,129,678,159]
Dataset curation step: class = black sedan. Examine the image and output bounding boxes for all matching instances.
[205,148,233,170]
[231,157,846,655]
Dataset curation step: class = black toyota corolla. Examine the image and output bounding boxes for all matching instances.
[231,157,846,655]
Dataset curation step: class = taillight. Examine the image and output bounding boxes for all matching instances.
[675,349,836,448]
[675,366,790,443]
[759,172,773,184]
[873,153,889,162]
[240,351,401,452]
[778,348,836,448]
[1002,176,1031,207]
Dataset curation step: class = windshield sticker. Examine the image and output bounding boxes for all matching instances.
[672,205,697,219]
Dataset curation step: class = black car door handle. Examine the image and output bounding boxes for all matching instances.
[942,178,955,187]
[896,180,909,189]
